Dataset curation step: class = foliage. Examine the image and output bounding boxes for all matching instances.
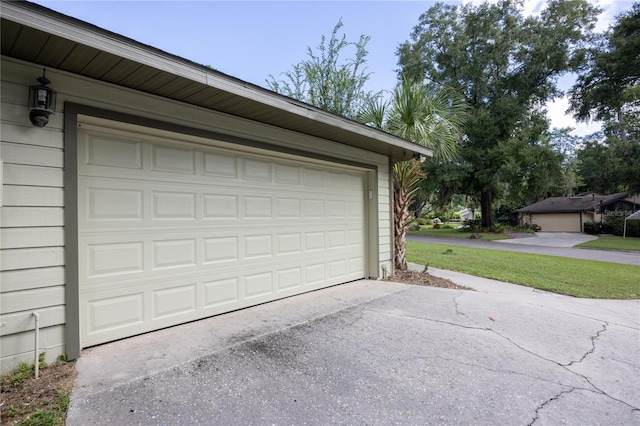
[605,215,640,238]
[359,78,467,270]
[406,242,640,299]
[417,217,432,226]
[359,77,468,159]
[569,4,640,194]
[576,128,640,193]
[408,226,525,239]
[397,0,599,227]
[494,204,518,226]
[569,3,640,124]
[1,360,76,426]
[583,220,612,235]
[266,19,377,120]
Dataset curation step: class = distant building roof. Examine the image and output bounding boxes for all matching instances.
[518,192,631,214]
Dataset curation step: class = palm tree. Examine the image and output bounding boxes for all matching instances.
[359,78,467,270]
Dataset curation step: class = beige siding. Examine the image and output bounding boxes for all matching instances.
[1,74,66,372]
[1,57,394,371]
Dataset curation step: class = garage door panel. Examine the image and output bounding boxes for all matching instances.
[151,284,197,320]
[203,277,239,308]
[152,191,197,220]
[84,131,143,170]
[87,241,145,277]
[275,163,301,184]
[78,124,368,347]
[150,144,196,175]
[203,151,238,178]
[86,292,144,334]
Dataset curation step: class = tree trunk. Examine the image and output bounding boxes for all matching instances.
[480,189,493,228]
[394,183,411,270]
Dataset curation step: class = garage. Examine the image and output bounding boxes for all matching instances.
[77,118,368,346]
[1,1,433,370]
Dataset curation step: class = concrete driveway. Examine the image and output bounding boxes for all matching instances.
[494,232,598,247]
[67,272,640,425]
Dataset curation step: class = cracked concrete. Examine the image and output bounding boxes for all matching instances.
[68,272,639,425]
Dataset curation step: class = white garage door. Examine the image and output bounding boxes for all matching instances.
[77,121,367,347]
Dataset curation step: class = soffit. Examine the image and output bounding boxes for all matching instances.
[1,1,432,162]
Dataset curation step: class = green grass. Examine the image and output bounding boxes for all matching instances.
[577,236,640,252]
[408,228,511,240]
[1,359,74,426]
[407,242,640,299]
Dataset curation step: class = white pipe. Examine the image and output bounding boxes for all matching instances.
[33,312,40,379]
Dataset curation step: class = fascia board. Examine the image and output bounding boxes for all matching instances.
[2,1,433,158]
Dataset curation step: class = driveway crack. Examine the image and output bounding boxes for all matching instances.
[563,322,607,367]
[452,291,467,317]
[528,388,578,425]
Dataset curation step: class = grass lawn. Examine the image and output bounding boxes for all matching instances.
[408,228,511,240]
[406,242,640,299]
[577,236,640,252]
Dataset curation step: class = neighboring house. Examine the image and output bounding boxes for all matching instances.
[457,208,474,222]
[517,192,639,232]
[0,1,432,372]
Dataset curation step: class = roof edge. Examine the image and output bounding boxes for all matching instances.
[1,1,433,159]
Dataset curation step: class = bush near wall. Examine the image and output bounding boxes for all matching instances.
[584,221,613,235]
[605,216,640,237]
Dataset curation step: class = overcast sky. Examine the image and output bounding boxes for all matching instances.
[32,0,635,136]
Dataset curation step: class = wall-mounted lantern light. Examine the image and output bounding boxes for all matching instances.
[28,68,56,127]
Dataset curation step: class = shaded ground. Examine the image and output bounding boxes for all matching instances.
[0,272,458,425]
[1,362,76,425]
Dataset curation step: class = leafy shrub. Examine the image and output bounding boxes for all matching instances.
[433,223,441,229]
[604,216,640,237]
[583,221,600,234]
[441,224,456,229]
[410,222,421,231]
[584,221,613,235]
[494,205,518,226]
[417,217,432,226]
[489,224,505,233]
[460,218,482,232]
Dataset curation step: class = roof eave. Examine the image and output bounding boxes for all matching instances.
[1,1,433,161]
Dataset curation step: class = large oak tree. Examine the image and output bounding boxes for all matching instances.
[397,0,599,227]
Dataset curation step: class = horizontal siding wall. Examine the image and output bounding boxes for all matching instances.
[1,74,66,372]
[1,57,393,371]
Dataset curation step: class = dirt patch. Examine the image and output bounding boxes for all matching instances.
[384,269,473,290]
[1,361,76,425]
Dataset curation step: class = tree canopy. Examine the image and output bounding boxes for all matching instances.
[397,0,600,227]
[570,2,640,194]
[359,78,467,268]
[266,19,377,120]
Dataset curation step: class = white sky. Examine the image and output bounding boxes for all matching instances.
[32,0,635,136]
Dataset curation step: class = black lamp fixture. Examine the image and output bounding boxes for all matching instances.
[28,68,56,127]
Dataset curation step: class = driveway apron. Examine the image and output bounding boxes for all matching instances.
[67,273,640,425]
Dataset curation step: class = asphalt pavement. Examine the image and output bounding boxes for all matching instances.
[67,270,640,425]
[407,232,640,266]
